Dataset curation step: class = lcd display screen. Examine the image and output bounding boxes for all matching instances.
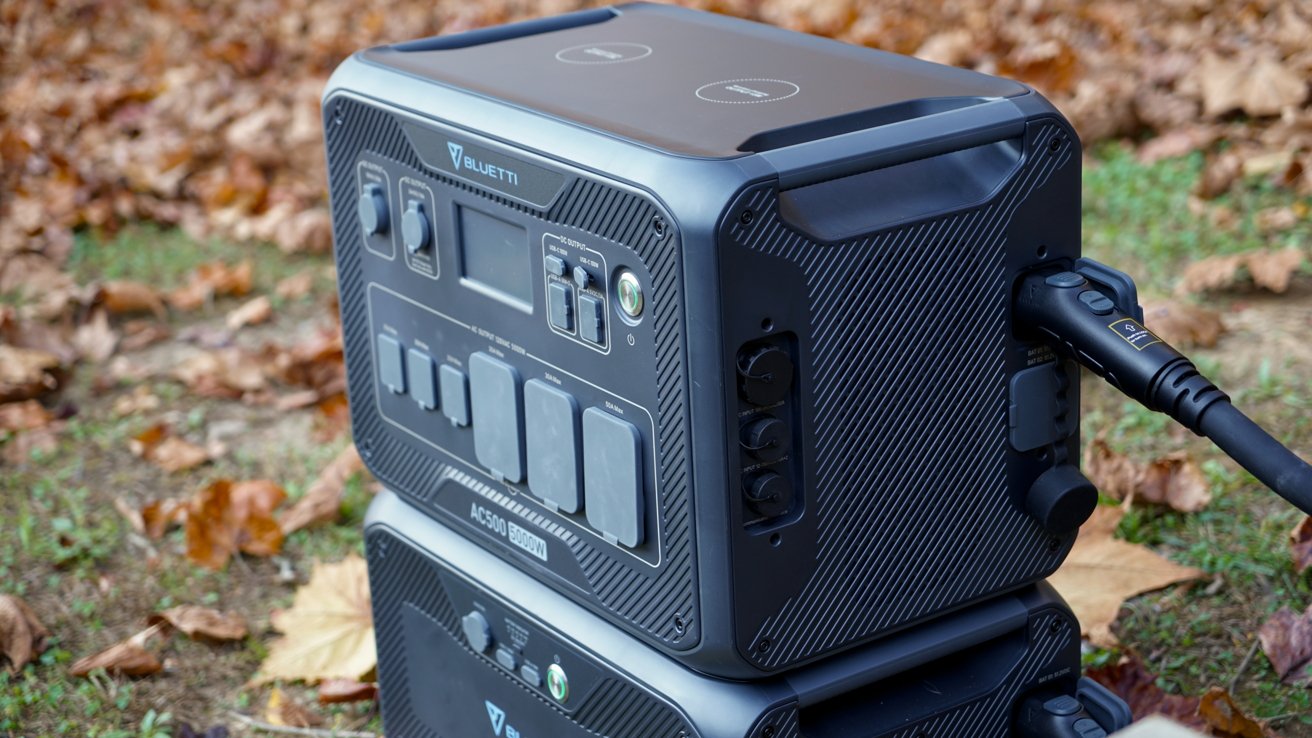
[458,206,532,309]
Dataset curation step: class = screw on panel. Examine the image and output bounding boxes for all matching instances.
[673,615,686,636]
[739,208,755,225]
[651,215,667,237]
[756,638,771,654]
[1048,136,1065,154]
[359,437,374,460]
[763,726,775,738]
[333,102,345,127]
[1049,617,1064,635]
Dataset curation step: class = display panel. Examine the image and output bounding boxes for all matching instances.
[459,205,532,308]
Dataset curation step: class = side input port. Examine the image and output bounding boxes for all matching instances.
[737,343,793,406]
[744,471,793,518]
[741,416,790,463]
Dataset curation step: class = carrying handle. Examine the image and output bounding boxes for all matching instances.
[759,97,1027,190]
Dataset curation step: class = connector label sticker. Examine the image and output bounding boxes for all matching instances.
[1108,318,1162,351]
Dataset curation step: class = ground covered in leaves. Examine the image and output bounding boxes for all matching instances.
[3,0,1312,736]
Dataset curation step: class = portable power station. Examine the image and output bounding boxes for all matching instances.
[325,2,1091,677]
[365,490,1132,738]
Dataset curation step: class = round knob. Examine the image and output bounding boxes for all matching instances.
[460,610,493,653]
[745,471,793,518]
[402,200,431,254]
[738,345,794,406]
[358,183,388,236]
[741,416,790,463]
[1025,465,1097,535]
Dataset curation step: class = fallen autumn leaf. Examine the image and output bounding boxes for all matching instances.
[0,594,51,674]
[1048,505,1205,645]
[252,555,374,685]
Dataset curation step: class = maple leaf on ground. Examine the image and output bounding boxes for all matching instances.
[279,444,365,535]
[129,423,214,473]
[1084,438,1212,513]
[185,480,286,570]
[0,345,62,402]
[1191,53,1308,119]
[167,260,254,312]
[70,623,166,678]
[1291,516,1312,575]
[1178,248,1306,296]
[1258,604,1312,686]
[0,594,51,674]
[252,555,375,685]
[148,605,248,643]
[1142,300,1226,349]
[1049,505,1205,646]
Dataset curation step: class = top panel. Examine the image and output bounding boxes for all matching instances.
[361,3,1027,158]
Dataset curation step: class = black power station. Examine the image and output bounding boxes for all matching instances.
[325,4,1312,735]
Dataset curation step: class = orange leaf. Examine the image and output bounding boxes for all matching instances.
[148,605,247,643]
[279,444,364,535]
[184,479,286,570]
[70,625,164,678]
[317,678,377,704]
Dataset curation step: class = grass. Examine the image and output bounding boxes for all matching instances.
[4,149,1312,735]
[1081,145,1312,732]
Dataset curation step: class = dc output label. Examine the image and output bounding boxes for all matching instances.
[1108,318,1162,351]
[470,502,549,562]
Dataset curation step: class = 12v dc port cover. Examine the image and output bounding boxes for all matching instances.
[1026,465,1097,535]
[738,345,794,406]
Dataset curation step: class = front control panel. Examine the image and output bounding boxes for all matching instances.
[337,111,686,606]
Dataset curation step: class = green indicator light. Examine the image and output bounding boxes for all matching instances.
[617,270,643,318]
[546,663,570,703]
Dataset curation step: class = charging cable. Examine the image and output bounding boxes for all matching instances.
[1015,260,1312,516]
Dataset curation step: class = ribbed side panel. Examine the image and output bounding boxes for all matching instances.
[733,123,1075,669]
[749,703,801,738]
[367,528,691,738]
[327,96,695,648]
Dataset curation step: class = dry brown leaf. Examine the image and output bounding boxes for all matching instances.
[168,261,254,311]
[0,345,61,402]
[1179,249,1306,295]
[185,479,287,570]
[1194,54,1309,119]
[174,348,267,398]
[0,400,53,432]
[1246,248,1305,294]
[1291,516,1312,575]
[1142,300,1226,348]
[73,309,119,362]
[112,385,161,416]
[252,555,375,684]
[280,444,364,535]
[317,678,378,704]
[265,686,324,728]
[113,497,146,536]
[226,295,272,330]
[1198,687,1270,738]
[1138,453,1212,514]
[1086,654,1207,727]
[129,424,212,473]
[70,624,165,678]
[275,272,315,301]
[1258,604,1312,686]
[141,498,188,540]
[0,594,51,674]
[98,281,167,319]
[1084,439,1212,512]
[149,605,247,643]
[1048,505,1205,646]
[119,320,171,352]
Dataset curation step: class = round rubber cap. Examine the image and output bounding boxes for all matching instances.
[1026,465,1098,535]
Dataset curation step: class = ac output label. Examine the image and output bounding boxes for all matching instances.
[470,502,549,562]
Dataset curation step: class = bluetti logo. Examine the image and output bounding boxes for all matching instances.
[484,700,524,737]
[446,140,520,186]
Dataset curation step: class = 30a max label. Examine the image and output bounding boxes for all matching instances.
[1108,318,1162,351]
